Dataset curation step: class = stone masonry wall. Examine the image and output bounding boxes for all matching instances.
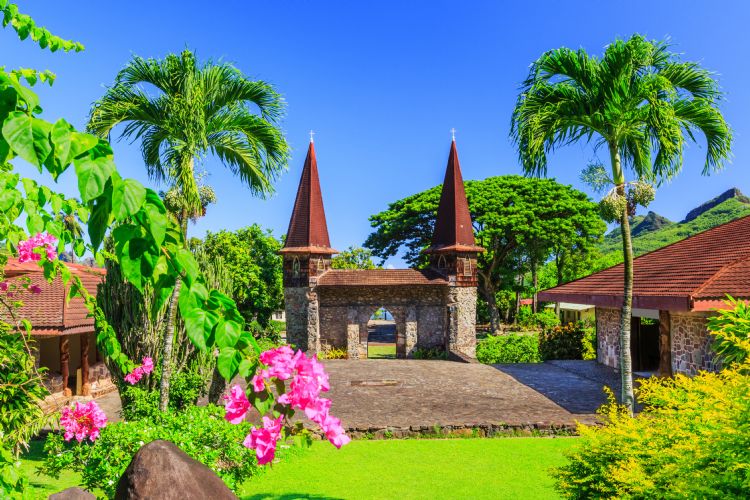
[596,307,718,375]
[283,287,320,353]
[671,312,719,375]
[596,307,621,369]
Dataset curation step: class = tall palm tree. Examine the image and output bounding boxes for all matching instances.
[88,50,289,411]
[511,35,731,413]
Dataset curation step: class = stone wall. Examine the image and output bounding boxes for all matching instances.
[283,287,320,353]
[595,307,718,375]
[596,307,621,369]
[448,287,477,357]
[671,312,719,375]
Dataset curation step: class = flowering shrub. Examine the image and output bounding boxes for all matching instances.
[123,357,154,385]
[41,405,258,497]
[59,401,107,443]
[539,322,596,361]
[225,346,350,465]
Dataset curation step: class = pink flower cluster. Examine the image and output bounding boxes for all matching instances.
[18,232,58,263]
[124,357,154,385]
[60,400,107,442]
[224,346,350,466]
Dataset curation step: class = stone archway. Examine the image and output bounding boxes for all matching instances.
[367,307,397,359]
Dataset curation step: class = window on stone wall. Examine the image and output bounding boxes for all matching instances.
[438,255,448,270]
[462,258,472,277]
[292,257,300,278]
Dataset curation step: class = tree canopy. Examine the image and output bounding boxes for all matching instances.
[200,225,284,326]
[365,175,605,330]
[331,246,379,270]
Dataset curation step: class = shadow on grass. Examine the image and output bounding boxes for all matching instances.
[243,494,345,500]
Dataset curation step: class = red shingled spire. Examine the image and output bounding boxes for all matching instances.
[425,139,484,254]
[280,140,337,254]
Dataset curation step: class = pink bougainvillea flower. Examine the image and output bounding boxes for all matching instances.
[251,374,265,392]
[18,233,58,263]
[140,357,154,375]
[243,415,283,465]
[124,368,143,385]
[319,413,350,449]
[224,384,250,424]
[29,284,42,294]
[303,397,331,423]
[60,400,107,442]
[259,345,296,380]
[0,281,8,291]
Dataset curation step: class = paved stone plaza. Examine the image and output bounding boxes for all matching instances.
[94,360,617,432]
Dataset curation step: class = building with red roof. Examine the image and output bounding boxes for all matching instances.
[3,258,109,397]
[538,215,750,375]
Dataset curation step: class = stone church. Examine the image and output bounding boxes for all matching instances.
[280,137,483,359]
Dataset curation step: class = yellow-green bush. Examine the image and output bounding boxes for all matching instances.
[555,303,750,499]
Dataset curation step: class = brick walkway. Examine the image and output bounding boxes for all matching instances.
[92,360,617,432]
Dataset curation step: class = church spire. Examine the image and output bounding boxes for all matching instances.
[280,139,336,254]
[425,139,484,254]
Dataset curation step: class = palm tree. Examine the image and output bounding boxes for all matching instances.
[88,50,289,411]
[511,35,731,413]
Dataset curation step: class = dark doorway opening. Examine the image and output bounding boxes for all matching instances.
[367,308,396,359]
[630,316,660,373]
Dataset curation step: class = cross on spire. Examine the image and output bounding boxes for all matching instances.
[309,130,315,143]
[450,128,456,141]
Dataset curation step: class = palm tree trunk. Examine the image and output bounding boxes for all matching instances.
[159,208,189,412]
[611,144,635,414]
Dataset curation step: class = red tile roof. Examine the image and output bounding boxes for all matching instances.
[317,269,448,286]
[2,259,105,336]
[425,140,484,254]
[280,141,337,255]
[538,215,750,311]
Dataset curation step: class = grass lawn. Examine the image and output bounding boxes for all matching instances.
[240,437,577,499]
[367,344,396,359]
[21,437,577,499]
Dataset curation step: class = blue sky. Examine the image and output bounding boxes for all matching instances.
[6,1,750,265]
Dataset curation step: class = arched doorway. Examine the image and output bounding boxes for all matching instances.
[367,307,396,359]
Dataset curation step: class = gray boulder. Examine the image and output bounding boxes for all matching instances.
[114,440,237,500]
[49,487,95,499]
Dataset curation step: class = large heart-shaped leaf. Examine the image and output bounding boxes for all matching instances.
[74,156,115,203]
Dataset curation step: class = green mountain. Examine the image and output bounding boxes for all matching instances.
[595,188,750,269]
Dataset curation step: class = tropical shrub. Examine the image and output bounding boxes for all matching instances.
[517,306,560,330]
[539,322,596,361]
[476,333,540,364]
[119,369,207,421]
[554,303,750,499]
[707,296,750,366]
[41,405,259,497]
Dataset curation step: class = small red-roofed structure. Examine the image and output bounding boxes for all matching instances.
[538,215,750,375]
[3,259,110,397]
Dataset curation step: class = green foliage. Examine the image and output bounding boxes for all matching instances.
[0,321,48,456]
[320,344,348,360]
[331,246,379,269]
[411,347,448,360]
[707,297,750,366]
[119,370,208,421]
[0,441,26,498]
[1,2,83,53]
[365,175,605,328]
[40,405,259,497]
[555,366,750,498]
[476,334,541,364]
[518,308,560,330]
[200,225,284,325]
[539,322,596,361]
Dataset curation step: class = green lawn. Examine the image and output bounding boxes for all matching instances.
[21,437,577,499]
[240,438,576,499]
[367,344,396,359]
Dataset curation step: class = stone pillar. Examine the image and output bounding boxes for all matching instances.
[404,305,418,358]
[346,307,360,360]
[284,287,320,354]
[60,336,72,397]
[81,333,91,396]
[658,310,672,376]
[447,287,477,357]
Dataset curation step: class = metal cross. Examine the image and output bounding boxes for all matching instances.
[309,130,315,143]
[450,128,456,140]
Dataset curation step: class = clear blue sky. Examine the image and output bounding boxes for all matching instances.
[6,1,750,266]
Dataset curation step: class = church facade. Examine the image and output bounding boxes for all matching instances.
[280,138,483,359]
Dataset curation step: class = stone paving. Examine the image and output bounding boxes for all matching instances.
[89,360,619,431]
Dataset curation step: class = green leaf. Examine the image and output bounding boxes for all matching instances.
[26,213,43,234]
[112,178,146,221]
[0,189,20,211]
[50,118,72,168]
[88,197,111,251]
[184,308,218,352]
[215,319,241,349]
[2,111,35,166]
[175,248,199,284]
[69,132,98,159]
[217,347,241,380]
[74,156,115,202]
[73,239,85,257]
